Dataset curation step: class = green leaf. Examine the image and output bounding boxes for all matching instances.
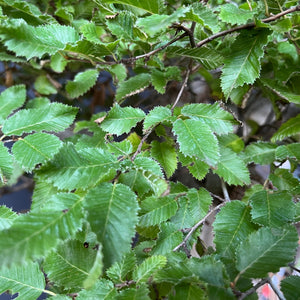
[143,106,172,131]
[43,239,103,290]
[271,114,300,142]
[100,0,163,14]
[37,143,119,191]
[170,197,195,230]
[117,283,151,300]
[133,255,167,283]
[281,276,300,300]
[169,283,206,300]
[0,261,46,300]
[221,29,270,98]
[116,74,151,102]
[0,193,84,267]
[276,143,300,161]
[269,168,300,194]
[218,133,245,153]
[2,102,78,136]
[0,143,14,186]
[0,85,26,124]
[182,103,237,134]
[12,133,62,172]
[106,252,136,283]
[236,226,299,279]
[214,146,250,185]
[0,206,18,230]
[243,142,277,164]
[151,140,177,178]
[34,75,57,95]
[106,12,134,40]
[219,4,254,25]
[139,196,178,227]
[80,22,105,44]
[250,190,295,227]
[214,201,257,261]
[167,47,223,70]
[172,119,219,166]
[84,182,139,268]
[101,104,146,135]
[0,19,79,59]
[76,279,117,300]
[66,69,99,99]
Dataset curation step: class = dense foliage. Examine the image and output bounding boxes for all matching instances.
[0,0,299,299]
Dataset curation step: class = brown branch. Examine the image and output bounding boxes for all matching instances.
[131,129,152,161]
[196,5,300,48]
[238,278,269,300]
[173,202,225,252]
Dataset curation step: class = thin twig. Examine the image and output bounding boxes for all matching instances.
[131,129,152,161]
[221,179,230,202]
[196,5,300,48]
[288,263,300,274]
[238,278,269,300]
[267,276,286,300]
[173,202,225,252]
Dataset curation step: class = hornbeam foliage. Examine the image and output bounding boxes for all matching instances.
[0,0,299,299]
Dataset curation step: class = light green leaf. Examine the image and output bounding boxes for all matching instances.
[101,104,146,135]
[221,29,270,98]
[12,133,62,172]
[0,261,46,300]
[0,143,14,186]
[250,190,295,227]
[116,74,151,102]
[172,119,219,166]
[269,168,300,194]
[100,0,163,14]
[106,252,136,283]
[271,114,300,142]
[0,193,84,267]
[34,75,57,95]
[143,106,172,131]
[0,19,79,59]
[84,182,139,268]
[182,103,237,134]
[106,12,134,40]
[0,206,18,230]
[236,226,299,279]
[243,142,277,165]
[26,97,50,109]
[151,140,177,178]
[77,279,117,300]
[219,4,254,25]
[276,143,300,161]
[218,133,245,153]
[43,239,103,290]
[151,222,183,255]
[214,201,257,261]
[0,51,27,63]
[2,102,78,136]
[170,198,195,230]
[0,85,26,124]
[139,196,178,227]
[133,255,167,283]
[66,69,98,99]
[80,22,105,44]
[167,47,223,70]
[117,283,151,300]
[214,146,250,185]
[281,276,300,300]
[37,143,119,191]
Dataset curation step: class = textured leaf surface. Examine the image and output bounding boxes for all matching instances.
[12,133,62,172]
[214,147,250,185]
[214,201,256,260]
[0,143,13,186]
[101,104,145,135]
[66,69,99,99]
[250,190,295,227]
[143,106,172,131]
[0,193,83,267]
[0,261,45,300]
[139,196,178,227]
[172,119,219,166]
[281,276,300,300]
[151,140,177,178]
[0,19,79,59]
[219,4,254,25]
[116,74,151,102]
[236,226,299,279]
[167,47,223,70]
[271,114,300,142]
[43,239,103,289]
[2,103,78,135]
[117,284,151,300]
[243,142,277,164]
[269,169,300,194]
[221,29,270,98]
[37,143,118,191]
[170,283,206,300]
[182,103,237,134]
[133,255,167,283]
[0,85,26,124]
[84,183,139,268]
[0,206,18,230]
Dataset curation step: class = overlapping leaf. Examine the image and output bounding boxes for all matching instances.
[243,142,277,164]
[0,143,13,186]
[143,106,172,131]
[271,114,300,142]
[219,4,255,25]
[76,279,117,299]
[0,206,18,230]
